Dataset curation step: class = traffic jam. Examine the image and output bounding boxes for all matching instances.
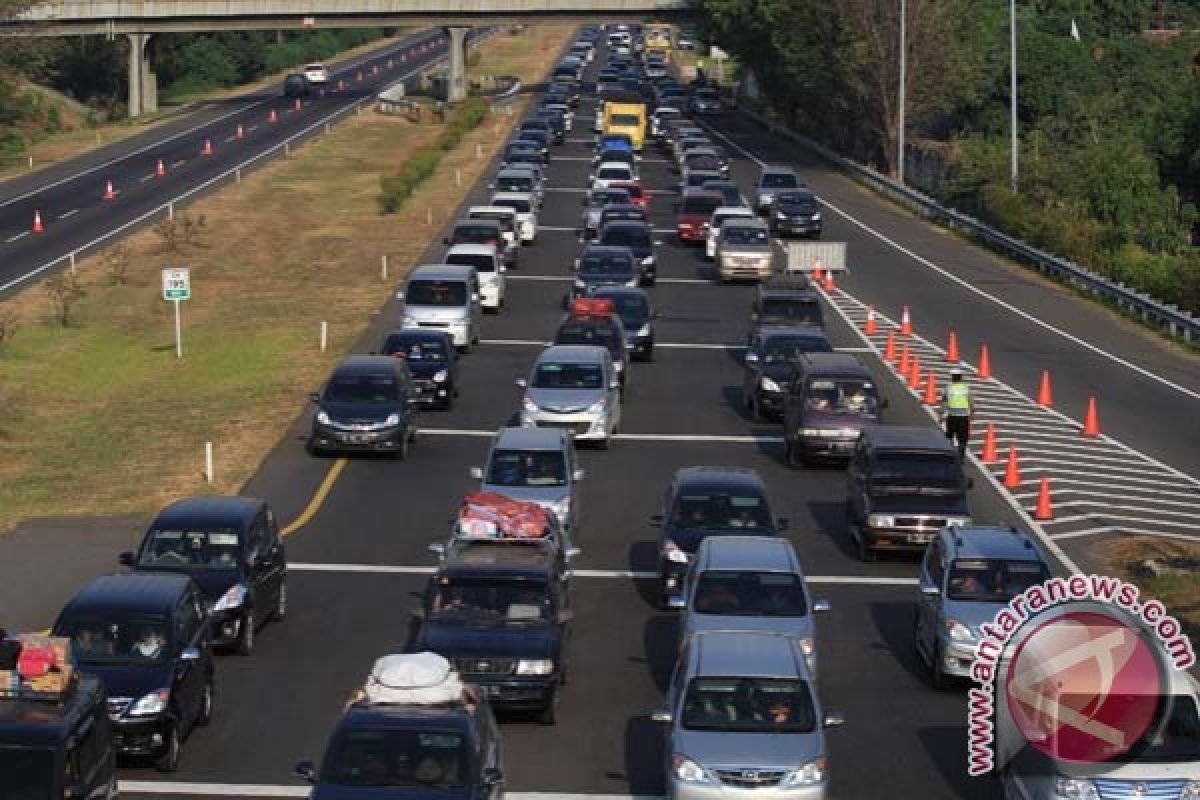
[2,21,1198,800]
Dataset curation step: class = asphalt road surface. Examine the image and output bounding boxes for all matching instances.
[1,26,1197,800]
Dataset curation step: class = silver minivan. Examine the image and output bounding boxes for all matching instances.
[680,536,830,676]
[398,264,482,353]
[652,630,844,800]
[471,426,584,532]
[443,244,505,313]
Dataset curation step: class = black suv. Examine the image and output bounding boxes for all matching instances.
[296,679,506,799]
[381,329,460,410]
[769,190,823,238]
[741,326,832,421]
[592,286,656,361]
[846,425,973,561]
[750,275,825,330]
[414,537,576,724]
[283,73,311,98]
[308,355,420,458]
[0,667,117,799]
[651,467,788,609]
[121,495,287,655]
[596,220,657,286]
[52,573,215,772]
[569,244,639,303]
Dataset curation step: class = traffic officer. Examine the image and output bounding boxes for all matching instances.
[941,368,973,458]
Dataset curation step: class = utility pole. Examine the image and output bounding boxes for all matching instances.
[897,0,906,183]
[1010,0,1018,193]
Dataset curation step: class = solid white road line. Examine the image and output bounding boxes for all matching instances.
[702,118,1200,402]
[139,174,154,182]
[5,231,30,243]
[1050,512,1198,531]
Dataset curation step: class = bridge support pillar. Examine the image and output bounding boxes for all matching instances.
[126,32,157,118]
[444,26,470,103]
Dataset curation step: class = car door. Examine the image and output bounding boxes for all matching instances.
[847,444,868,525]
[172,595,205,729]
[259,509,287,613]
[916,539,945,659]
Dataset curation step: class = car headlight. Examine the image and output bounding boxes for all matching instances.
[760,376,781,393]
[383,413,401,427]
[798,637,815,656]
[212,583,248,612]
[432,369,448,383]
[867,514,895,529]
[316,411,332,425]
[626,277,639,287]
[946,518,969,527]
[811,212,821,221]
[588,398,607,414]
[663,541,689,564]
[775,210,788,220]
[782,759,826,787]
[636,324,651,337]
[672,754,712,784]
[945,618,975,643]
[523,396,540,414]
[516,659,555,676]
[128,689,170,717]
[641,256,654,266]
[1054,778,1098,800]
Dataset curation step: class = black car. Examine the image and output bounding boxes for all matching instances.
[553,312,631,388]
[783,353,884,467]
[570,245,639,303]
[52,573,215,772]
[750,276,825,329]
[295,673,506,798]
[596,220,657,286]
[501,151,544,171]
[283,73,311,98]
[120,496,287,655]
[847,425,973,561]
[770,190,823,238]
[0,667,117,799]
[651,467,788,609]
[597,203,648,232]
[382,329,460,410]
[308,355,420,459]
[592,286,656,361]
[516,126,551,157]
[415,538,575,724]
[741,326,833,421]
[504,140,542,164]
[534,109,567,144]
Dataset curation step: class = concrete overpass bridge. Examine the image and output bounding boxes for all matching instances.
[2,0,691,116]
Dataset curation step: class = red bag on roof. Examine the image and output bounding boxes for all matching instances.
[17,645,58,678]
[457,491,551,539]
[569,297,614,318]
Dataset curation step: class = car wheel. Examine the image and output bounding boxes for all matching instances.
[197,679,214,727]
[236,611,255,656]
[275,580,288,621]
[155,724,181,773]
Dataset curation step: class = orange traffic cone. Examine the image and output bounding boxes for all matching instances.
[883,330,897,362]
[822,270,835,291]
[907,356,922,390]
[103,180,116,200]
[269,109,278,123]
[202,138,214,156]
[1037,370,1053,407]
[978,344,992,379]
[812,264,824,284]
[1003,446,1021,489]
[922,370,939,404]
[900,306,913,335]
[864,306,878,336]
[898,343,911,375]
[980,423,998,463]
[947,330,960,362]
[32,210,44,233]
[155,158,166,177]
[1033,476,1054,520]
[1082,396,1100,437]
[235,124,245,140]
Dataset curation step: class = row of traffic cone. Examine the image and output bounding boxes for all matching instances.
[995,442,1054,520]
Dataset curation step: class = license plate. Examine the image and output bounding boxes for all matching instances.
[907,533,932,544]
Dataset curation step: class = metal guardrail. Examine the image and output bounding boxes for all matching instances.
[736,106,1200,344]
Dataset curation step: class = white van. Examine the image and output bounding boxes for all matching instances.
[444,244,505,313]
[490,192,538,244]
[398,264,482,353]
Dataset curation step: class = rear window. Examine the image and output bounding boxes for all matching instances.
[600,226,650,248]
[406,279,468,307]
[762,172,799,189]
[495,176,533,192]
[468,212,514,232]
[694,571,808,616]
[446,252,496,273]
[598,167,631,180]
[610,114,641,126]
[682,196,721,215]
[452,225,501,246]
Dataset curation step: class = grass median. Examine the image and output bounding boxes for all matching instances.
[0,23,574,535]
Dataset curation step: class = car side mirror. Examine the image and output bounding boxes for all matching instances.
[823,712,846,728]
[499,264,507,272]
[308,392,321,403]
[118,551,135,567]
[557,609,575,624]
[294,761,317,784]
[470,466,484,480]
[920,585,940,597]
[777,517,789,531]
[651,708,673,723]
[813,599,831,613]
[515,378,528,389]
[565,546,582,560]
[649,514,664,527]
[428,543,446,558]
[573,468,586,481]
[181,646,201,662]
[483,768,505,787]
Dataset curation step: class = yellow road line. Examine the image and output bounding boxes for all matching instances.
[281,458,347,537]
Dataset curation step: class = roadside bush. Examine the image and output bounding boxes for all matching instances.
[379,99,490,213]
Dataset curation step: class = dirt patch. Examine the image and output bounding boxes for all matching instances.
[1100,537,1200,641]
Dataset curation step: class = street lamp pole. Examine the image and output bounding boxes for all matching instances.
[897,0,906,183]
[1010,0,1018,192]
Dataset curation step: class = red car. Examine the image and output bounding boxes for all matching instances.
[609,180,650,211]
[675,189,723,244]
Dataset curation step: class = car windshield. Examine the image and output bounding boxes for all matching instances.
[137,528,241,571]
[694,571,808,617]
[406,280,468,307]
[533,362,604,389]
[671,492,772,531]
[486,449,567,487]
[496,177,534,192]
[446,253,496,273]
[611,114,641,126]
[600,227,650,249]
[581,253,635,275]
[556,322,620,351]
[682,677,816,733]
[322,729,468,788]
[762,172,799,188]
[946,559,1051,602]
[470,213,515,233]
[873,452,961,487]
[723,226,769,246]
[0,747,54,800]
[493,198,531,214]
[58,615,171,665]
[697,89,719,100]
[760,296,821,324]
[600,150,633,163]
[777,191,817,208]
[325,374,400,404]
[598,167,631,180]
[431,578,552,624]
[383,336,448,361]
[682,196,721,215]
[803,378,878,415]
[688,155,722,171]
[761,336,832,364]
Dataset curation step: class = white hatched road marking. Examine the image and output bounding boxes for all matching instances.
[1050,527,1200,543]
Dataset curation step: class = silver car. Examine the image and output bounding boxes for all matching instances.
[716,219,774,281]
[680,537,829,676]
[755,166,803,214]
[914,525,1052,689]
[471,426,585,532]
[652,630,844,800]
[518,345,622,449]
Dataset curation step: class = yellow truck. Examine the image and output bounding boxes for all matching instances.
[645,24,673,63]
[602,99,647,151]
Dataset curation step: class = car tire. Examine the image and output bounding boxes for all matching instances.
[155,724,181,773]
[275,580,288,621]
[236,611,255,656]
[197,679,214,727]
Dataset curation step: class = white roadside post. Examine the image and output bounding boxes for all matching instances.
[161,267,190,359]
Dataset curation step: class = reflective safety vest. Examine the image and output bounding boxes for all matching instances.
[945,382,971,415]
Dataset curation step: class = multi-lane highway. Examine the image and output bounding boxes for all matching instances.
[1,22,1197,800]
[0,27,474,295]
